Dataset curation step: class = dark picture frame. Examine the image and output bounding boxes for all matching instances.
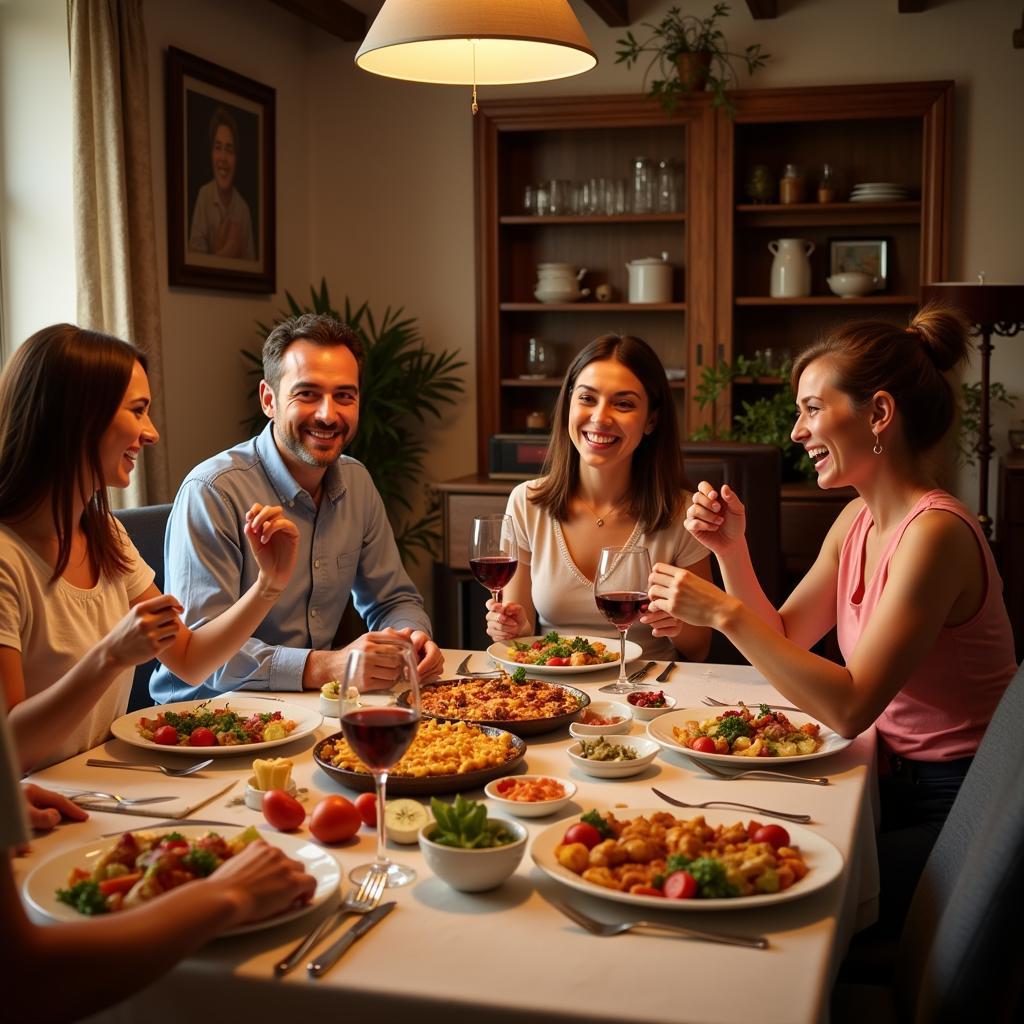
[166,47,275,293]
[828,237,890,291]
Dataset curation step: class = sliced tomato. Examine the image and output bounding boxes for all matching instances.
[663,870,698,899]
[98,872,143,896]
[631,886,664,898]
[546,657,569,666]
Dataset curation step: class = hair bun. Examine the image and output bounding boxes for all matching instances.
[909,304,971,373]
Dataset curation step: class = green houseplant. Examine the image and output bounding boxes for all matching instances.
[242,279,467,566]
[616,3,769,114]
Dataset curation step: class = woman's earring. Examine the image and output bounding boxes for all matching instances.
[872,437,884,455]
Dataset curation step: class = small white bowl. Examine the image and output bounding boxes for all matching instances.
[244,775,298,811]
[484,775,576,818]
[319,687,340,718]
[419,818,528,891]
[568,701,633,736]
[567,734,660,778]
[625,692,678,722]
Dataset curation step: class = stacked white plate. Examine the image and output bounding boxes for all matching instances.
[850,182,910,202]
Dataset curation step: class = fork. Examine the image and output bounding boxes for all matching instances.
[651,786,812,823]
[701,696,804,714]
[690,758,829,786]
[86,758,213,777]
[65,790,178,807]
[274,866,388,977]
[547,897,767,949]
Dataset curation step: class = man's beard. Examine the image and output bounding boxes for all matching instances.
[281,424,347,468]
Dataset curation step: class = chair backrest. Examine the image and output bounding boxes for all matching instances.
[895,658,1024,1021]
[112,504,172,711]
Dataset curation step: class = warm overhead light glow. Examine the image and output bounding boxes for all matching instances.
[355,0,597,96]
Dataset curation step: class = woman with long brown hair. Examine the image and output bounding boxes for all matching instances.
[649,307,1016,932]
[0,324,298,770]
[486,334,711,662]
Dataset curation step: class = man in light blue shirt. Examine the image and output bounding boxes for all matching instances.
[150,314,442,702]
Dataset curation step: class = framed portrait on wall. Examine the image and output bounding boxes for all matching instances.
[166,47,275,292]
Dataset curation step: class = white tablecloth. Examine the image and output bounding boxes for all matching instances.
[18,653,879,1024]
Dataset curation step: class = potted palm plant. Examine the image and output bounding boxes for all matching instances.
[242,279,467,566]
[616,3,769,114]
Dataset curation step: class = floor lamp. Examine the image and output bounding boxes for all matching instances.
[921,281,1024,540]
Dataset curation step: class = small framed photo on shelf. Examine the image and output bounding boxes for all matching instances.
[829,238,889,291]
[166,47,275,293]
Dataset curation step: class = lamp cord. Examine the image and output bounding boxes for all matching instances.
[471,39,478,115]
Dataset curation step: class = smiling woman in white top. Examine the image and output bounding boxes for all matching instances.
[486,334,712,661]
[0,324,299,771]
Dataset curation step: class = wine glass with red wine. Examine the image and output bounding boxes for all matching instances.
[340,636,420,887]
[470,514,518,607]
[594,545,652,694]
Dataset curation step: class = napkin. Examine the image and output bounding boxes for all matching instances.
[28,751,239,819]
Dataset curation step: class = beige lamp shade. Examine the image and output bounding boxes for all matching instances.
[355,0,598,85]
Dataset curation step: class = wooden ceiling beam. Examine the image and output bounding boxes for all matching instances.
[897,1,929,11]
[581,0,630,27]
[745,0,778,18]
[267,0,366,42]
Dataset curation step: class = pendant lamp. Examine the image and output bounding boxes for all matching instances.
[355,0,598,112]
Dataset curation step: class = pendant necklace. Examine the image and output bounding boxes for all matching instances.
[577,494,627,528]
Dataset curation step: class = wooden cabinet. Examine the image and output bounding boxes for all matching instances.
[473,82,953,472]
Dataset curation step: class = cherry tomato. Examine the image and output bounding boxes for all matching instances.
[354,792,377,828]
[153,725,178,745]
[751,824,790,850]
[262,789,305,832]
[663,870,698,899]
[531,641,543,650]
[546,657,569,666]
[309,795,361,844]
[563,822,602,849]
[691,736,717,754]
[189,727,217,746]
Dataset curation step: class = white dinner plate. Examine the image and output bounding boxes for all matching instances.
[22,825,340,936]
[531,807,843,911]
[646,707,852,765]
[110,697,323,756]
[486,635,643,676]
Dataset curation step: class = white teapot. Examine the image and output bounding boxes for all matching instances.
[535,263,589,303]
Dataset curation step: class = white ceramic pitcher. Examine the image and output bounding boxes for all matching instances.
[769,238,814,298]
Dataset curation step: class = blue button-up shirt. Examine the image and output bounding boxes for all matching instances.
[149,424,431,702]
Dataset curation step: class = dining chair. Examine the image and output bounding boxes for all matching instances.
[832,657,1024,1022]
[112,503,173,712]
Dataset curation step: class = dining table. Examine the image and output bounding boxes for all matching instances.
[17,651,880,1024]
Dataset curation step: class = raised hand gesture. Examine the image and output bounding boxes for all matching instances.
[684,482,748,559]
[244,503,299,596]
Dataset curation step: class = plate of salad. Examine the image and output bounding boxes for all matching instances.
[110,697,322,755]
[486,634,642,675]
[22,825,340,936]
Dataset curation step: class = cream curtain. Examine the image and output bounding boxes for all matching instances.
[68,0,169,506]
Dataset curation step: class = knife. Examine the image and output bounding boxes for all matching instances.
[655,660,676,682]
[100,818,237,836]
[307,902,396,977]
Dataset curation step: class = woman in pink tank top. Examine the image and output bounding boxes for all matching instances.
[647,306,1016,935]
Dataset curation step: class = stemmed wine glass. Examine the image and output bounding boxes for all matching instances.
[594,545,652,694]
[340,636,420,888]
[469,514,518,607]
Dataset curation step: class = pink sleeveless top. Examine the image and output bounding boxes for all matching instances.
[836,490,1015,760]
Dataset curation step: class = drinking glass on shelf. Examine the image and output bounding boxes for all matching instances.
[631,157,655,214]
[549,179,573,215]
[594,545,652,694]
[340,637,421,887]
[470,514,518,606]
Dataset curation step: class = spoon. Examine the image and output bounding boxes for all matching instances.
[86,758,214,777]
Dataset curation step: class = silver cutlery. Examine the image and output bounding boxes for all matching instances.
[701,696,804,714]
[275,867,388,977]
[66,790,178,807]
[691,759,829,786]
[308,881,393,977]
[655,661,676,682]
[547,897,767,950]
[453,654,502,678]
[651,786,812,824]
[600,660,656,693]
[101,817,235,836]
[86,758,214,777]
